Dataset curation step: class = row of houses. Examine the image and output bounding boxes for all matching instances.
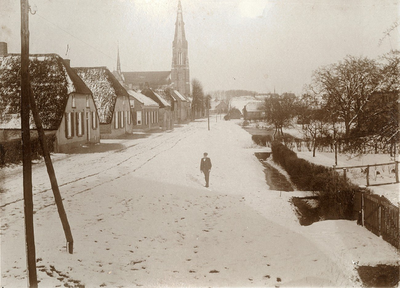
[0,46,191,153]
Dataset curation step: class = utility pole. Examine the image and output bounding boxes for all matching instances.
[29,87,74,254]
[21,0,38,287]
[207,98,210,131]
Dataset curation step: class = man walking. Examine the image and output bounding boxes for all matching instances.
[200,152,212,187]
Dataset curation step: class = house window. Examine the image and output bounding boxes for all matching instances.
[76,112,84,137]
[120,111,124,128]
[137,111,142,125]
[86,95,90,108]
[72,95,76,108]
[92,111,97,129]
[127,110,131,125]
[115,111,119,129]
[64,112,74,139]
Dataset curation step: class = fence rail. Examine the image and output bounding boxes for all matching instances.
[334,161,399,187]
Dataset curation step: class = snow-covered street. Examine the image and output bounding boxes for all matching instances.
[1,119,399,287]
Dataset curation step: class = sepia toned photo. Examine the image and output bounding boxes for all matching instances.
[1,0,399,287]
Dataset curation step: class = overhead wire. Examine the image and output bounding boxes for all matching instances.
[34,12,116,62]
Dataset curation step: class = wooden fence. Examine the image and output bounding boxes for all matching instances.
[284,139,400,155]
[334,161,399,187]
[358,192,400,249]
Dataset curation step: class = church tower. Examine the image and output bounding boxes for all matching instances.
[171,0,190,97]
[116,45,121,75]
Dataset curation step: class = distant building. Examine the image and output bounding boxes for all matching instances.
[0,52,100,152]
[243,101,265,121]
[75,67,134,138]
[122,71,171,90]
[141,88,173,130]
[114,0,190,99]
[165,89,191,123]
[215,100,229,114]
[128,90,160,130]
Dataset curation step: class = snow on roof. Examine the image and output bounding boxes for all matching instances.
[75,67,129,124]
[0,114,22,129]
[128,90,159,107]
[153,91,171,107]
[0,53,91,130]
[245,101,264,112]
[172,90,187,101]
[140,88,171,108]
[229,96,256,111]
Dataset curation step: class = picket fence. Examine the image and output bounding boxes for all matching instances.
[355,191,400,249]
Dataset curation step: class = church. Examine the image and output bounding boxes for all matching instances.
[116,0,191,99]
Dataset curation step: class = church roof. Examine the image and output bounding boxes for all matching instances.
[0,53,91,130]
[122,71,171,87]
[75,66,129,124]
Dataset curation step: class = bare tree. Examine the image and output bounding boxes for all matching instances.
[191,78,205,119]
[264,93,296,137]
[311,56,381,139]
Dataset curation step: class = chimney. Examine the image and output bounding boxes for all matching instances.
[0,42,8,56]
[63,59,71,67]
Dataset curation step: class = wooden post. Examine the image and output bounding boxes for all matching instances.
[334,140,338,166]
[332,165,336,193]
[395,161,399,183]
[366,165,370,186]
[343,168,347,182]
[29,87,74,254]
[207,100,210,131]
[21,0,38,286]
[361,191,365,226]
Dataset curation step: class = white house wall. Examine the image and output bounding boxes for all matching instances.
[56,93,100,152]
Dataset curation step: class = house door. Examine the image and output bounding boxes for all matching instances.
[86,112,90,141]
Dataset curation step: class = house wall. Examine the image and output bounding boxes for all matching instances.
[56,93,100,153]
[181,101,190,122]
[101,95,133,139]
[156,108,173,130]
[130,99,160,131]
[141,108,159,130]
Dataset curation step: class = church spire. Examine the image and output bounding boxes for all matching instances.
[116,43,121,75]
[171,0,190,97]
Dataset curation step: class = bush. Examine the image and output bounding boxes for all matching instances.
[251,134,273,146]
[0,132,56,166]
[271,140,368,220]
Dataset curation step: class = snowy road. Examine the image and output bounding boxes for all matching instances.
[1,119,398,287]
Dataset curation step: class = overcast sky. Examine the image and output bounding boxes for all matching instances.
[1,0,399,94]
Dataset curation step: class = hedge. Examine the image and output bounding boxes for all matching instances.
[0,132,56,166]
[271,140,369,220]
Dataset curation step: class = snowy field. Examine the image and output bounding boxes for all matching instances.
[1,119,399,287]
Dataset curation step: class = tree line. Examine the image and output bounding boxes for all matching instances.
[263,50,399,156]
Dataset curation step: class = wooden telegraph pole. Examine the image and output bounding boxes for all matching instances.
[29,87,74,253]
[20,0,38,287]
[207,97,210,131]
